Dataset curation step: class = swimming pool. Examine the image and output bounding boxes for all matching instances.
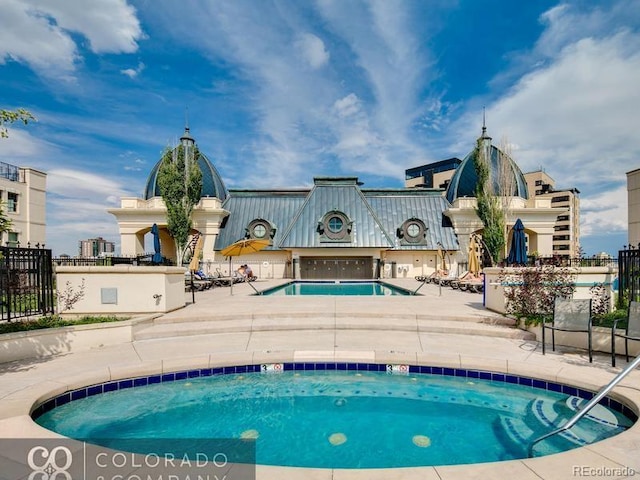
[33,363,634,469]
[260,280,412,296]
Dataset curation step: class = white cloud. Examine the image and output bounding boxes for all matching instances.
[0,0,142,78]
[448,3,640,248]
[333,94,361,118]
[47,169,130,201]
[295,33,330,69]
[580,186,628,236]
[121,62,145,78]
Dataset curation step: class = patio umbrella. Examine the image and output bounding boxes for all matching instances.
[221,238,271,294]
[151,223,162,264]
[507,218,527,266]
[468,235,480,275]
[437,244,447,272]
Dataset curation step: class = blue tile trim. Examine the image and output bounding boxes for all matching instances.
[31,362,636,422]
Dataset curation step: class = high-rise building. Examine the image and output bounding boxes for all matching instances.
[79,237,115,258]
[0,161,46,247]
[627,168,640,246]
[523,170,580,258]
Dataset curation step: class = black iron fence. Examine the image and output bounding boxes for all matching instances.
[529,256,618,268]
[618,246,640,308]
[0,246,55,322]
[53,254,174,267]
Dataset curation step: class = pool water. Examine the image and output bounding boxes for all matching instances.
[35,370,633,468]
[261,281,411,296]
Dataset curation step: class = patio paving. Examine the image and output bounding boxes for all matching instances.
[1,278,639,479]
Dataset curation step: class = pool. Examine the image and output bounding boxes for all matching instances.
[33,363,635,469]
[260,280,413,296]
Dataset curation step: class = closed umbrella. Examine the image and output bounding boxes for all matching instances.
[468,235,480,275]
[188,234,203,272]
[507,218,527,266]
[437,243,447,272]
[221,238,271,295]
[151,223,162,264]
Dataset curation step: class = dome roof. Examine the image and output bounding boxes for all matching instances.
[445,132,529,203]
[143,128,228,201]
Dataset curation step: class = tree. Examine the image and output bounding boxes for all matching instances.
[157,143,202,266]
[1,108,35,138]
[473,137,505,266]
[0,200,11,237]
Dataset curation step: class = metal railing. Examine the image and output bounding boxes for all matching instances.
[1,246,55,321]
[528,353,640,457]
[619,246,640,308]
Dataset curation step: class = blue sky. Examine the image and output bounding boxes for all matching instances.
[1,0,638,257]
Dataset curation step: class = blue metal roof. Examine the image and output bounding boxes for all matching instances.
[364,190,459,251]
[278,178,395,248]
[445,143,529,203]
[215,189,308,250]
[214,177,460,252]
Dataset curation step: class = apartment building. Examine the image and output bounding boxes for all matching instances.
[79,237,115,258]
[405,158,461,189]
[0,160,46,247]
[628,168,640,246]
[523,170,580,258]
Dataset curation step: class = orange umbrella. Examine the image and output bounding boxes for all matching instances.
[221,238,270,295]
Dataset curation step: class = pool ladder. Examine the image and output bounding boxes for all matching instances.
[528,352,640,457]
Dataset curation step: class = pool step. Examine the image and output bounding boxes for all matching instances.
[133,317,533,341]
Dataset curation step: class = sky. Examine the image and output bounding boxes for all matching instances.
[1,0,638,257]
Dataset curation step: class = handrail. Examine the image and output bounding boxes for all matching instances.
[528,353,640,457]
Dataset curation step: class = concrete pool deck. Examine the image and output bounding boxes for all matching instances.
[1,278,640,479]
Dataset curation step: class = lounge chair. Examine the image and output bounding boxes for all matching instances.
[542,298,593,363]
[458,273,484,293]
[611,301,640,367]
[449,271,471,289]
[438,270,460,287]
[184,271,213,291]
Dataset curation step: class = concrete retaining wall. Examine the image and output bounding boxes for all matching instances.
[55,266,186,315]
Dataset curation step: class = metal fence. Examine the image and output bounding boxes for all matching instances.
[0,246,55,322]
[526,256,618,268]
[618,246,640,308]
[53,254,174,267]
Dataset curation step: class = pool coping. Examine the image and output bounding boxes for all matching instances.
[3,349,640,480]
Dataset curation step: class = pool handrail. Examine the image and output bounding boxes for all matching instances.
[528,352,640,457]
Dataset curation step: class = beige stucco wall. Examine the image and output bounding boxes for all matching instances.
[55,266,186,315]
[108,197,229,261]
[484,266,618,315]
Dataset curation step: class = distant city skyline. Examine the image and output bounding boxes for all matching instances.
[2,0,637,256]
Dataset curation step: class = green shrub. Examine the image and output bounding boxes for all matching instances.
[0,315,129,335]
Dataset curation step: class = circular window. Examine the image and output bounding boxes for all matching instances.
[406,223,421,238]
[247,219,274,240]
[253,224,267,238]
[328,216,344,234]
[400,219,426,244]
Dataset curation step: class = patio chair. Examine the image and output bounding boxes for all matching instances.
[459,273,484,293]
[542,298,593,363]
[439,270,461,287]
[611,301,640,367]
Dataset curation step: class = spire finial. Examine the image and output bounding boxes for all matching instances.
[185,107,189,133]
[482,106,486,136]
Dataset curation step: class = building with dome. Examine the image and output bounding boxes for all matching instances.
[110,124,564,279]
[108,127,229,262]
[407,125,580,260]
